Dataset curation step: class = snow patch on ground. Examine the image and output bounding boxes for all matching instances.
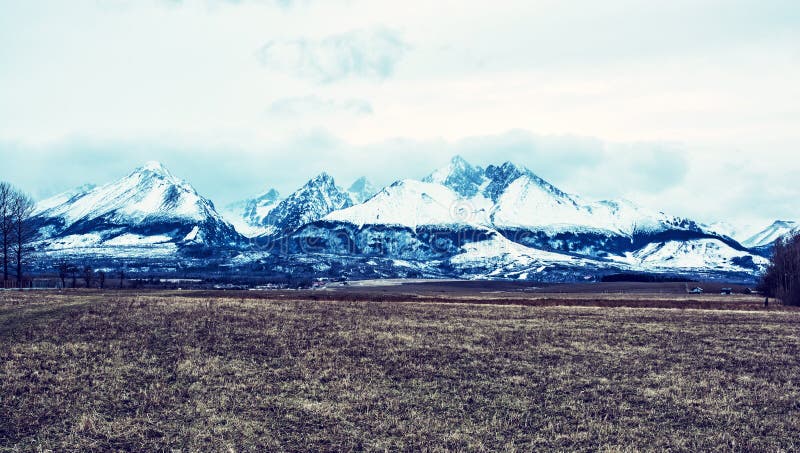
[105,234,173,246]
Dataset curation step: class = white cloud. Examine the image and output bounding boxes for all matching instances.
[268,96,373,116]
[256,28,407,83]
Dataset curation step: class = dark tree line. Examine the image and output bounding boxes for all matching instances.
[57,261,120,289]
[0,182,35,288]
[760,232,800,306]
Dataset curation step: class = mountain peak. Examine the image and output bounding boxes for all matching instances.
[450,154,471,166]
[32,161,240,248]
[259,188,280,201]
[499,161,524,172]
[483,162,527,201]
[743,219,799,248]
[132,161,178,181]
[248,187,281,208]
[260,172,352,235]
[423,155,485,197]
[141,160,169,172]
[483,161,571,203]
[348,176,370,190]
[309,172,335,185]
[348,177,377,204]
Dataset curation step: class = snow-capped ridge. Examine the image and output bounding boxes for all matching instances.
[743,220,799,248]
[33,161,240,249]
[140,160,170,173]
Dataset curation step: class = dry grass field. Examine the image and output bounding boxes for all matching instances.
[2,289,800,451]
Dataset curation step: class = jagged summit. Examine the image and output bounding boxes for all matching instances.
[484,161,571,203]
[423,155,485,198]
[221,187,283,238]
[347,177,377,204]
[140,160,169,172]
[256,188,281,202]
[259,172,352,236]
[242,188,281,222]
[309,172,334,184]
[222,172,352,238]
[131,160,180,181]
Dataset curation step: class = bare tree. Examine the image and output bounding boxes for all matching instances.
[70,265,78,289]
[98,270,106,289]
[0,182,12,288]
[760,232,800,306]
[57,261,70,289]
[10,190,35,288]
[83,265,94,289]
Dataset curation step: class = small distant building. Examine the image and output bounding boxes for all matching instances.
[721,288,733,295]
[312,280,327,289]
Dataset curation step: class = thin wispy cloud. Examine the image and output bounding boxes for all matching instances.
[256,28,407,83]
[268,96,373,116]
[162,0,301,8]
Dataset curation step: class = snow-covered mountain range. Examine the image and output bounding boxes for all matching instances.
[29,157,784,281]
[312,156,764,278]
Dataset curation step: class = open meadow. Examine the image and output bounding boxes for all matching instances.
[2,287,800,451]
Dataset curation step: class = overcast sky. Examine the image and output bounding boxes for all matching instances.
[0,0,798,230]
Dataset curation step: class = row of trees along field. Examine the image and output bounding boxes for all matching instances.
[760,232,800,306]
[0,182,35,289]
[56,263,125,289]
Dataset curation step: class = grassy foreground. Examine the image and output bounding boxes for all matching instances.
[2,291,800,451]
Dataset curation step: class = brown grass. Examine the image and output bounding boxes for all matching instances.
[2,290,800,451]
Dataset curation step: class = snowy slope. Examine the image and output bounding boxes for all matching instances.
[33,161,240,250]
[222,188,282,237]
[611,239,767,272]
[448,234,595,279]
[490,174,586,230]
[702,221,761,243]
[34,184,97,215]
[326,179,493,229]
[743,220,798,248]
